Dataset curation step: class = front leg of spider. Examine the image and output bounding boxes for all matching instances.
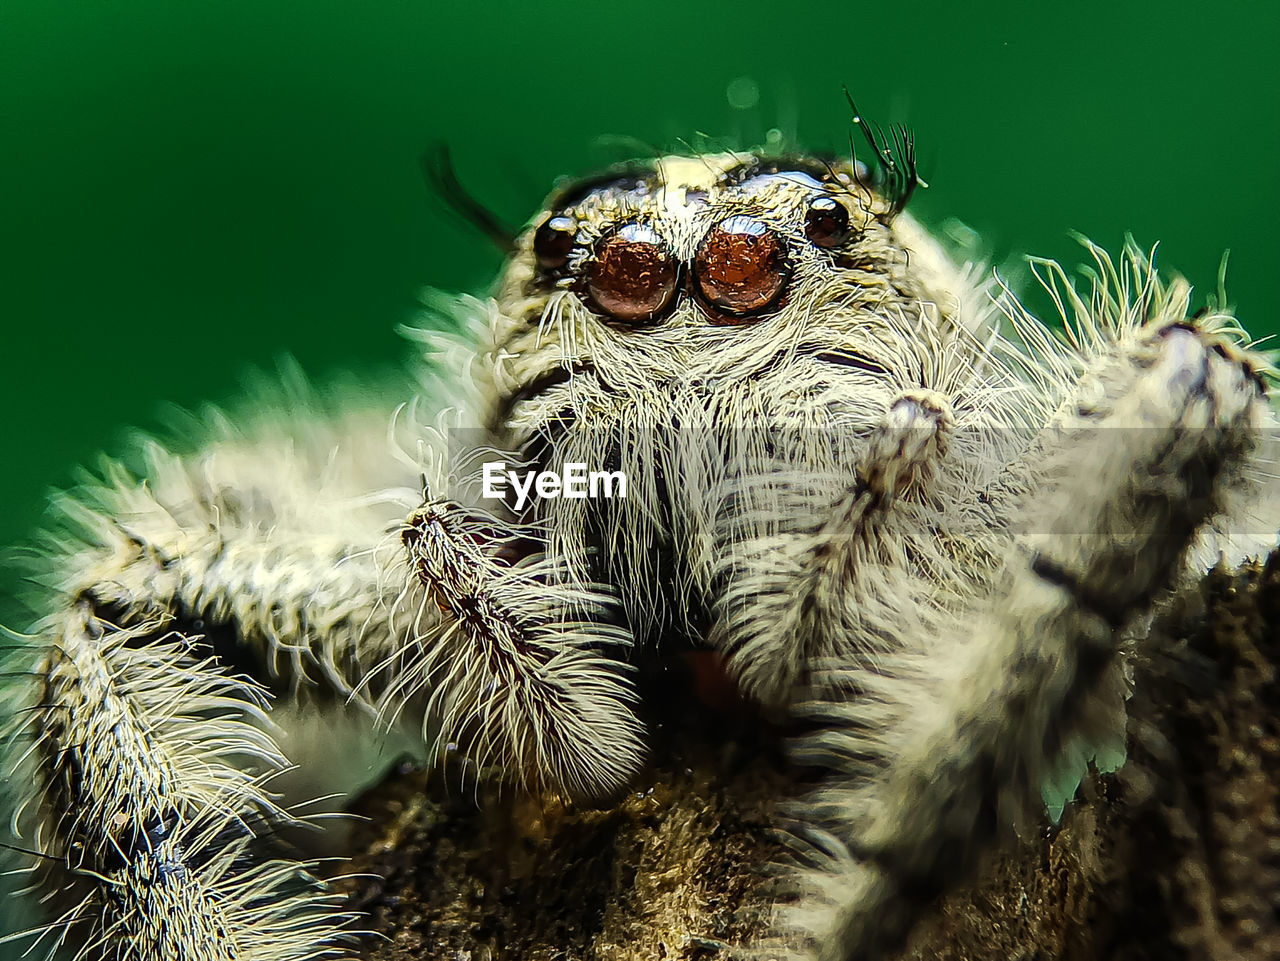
[786,312,1271,961]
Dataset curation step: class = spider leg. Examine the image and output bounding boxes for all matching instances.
[788,321,1273,961]
[2,406,423,960]
[711,389,956,709]
[397,496,646,800]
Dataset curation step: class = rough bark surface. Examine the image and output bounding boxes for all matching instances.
[338,554,1280,961]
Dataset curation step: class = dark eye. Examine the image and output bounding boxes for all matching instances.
[804,195,852,249]
[583,222,679,325]
[692,215,791,321]
[533,215,577,271]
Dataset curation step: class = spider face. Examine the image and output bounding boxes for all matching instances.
[472,153,992,654]
[484,151,982,456]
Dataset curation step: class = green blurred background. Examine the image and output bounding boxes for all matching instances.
[2,0,1278,548]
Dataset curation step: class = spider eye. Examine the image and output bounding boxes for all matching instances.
[804,196,852,248]
[583,222,679,324]
[533,215,577,271]
[692,215,791,321]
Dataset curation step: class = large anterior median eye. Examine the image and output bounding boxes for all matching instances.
[583,222,679,324]
[692,215,790,321]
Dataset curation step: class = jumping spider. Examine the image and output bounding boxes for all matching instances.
[3,113,1276,961]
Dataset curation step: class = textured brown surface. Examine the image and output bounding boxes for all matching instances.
[338,555,1280,961]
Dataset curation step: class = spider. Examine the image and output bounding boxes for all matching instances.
[2,106,1276,961]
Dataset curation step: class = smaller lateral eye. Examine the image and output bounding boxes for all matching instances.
[804,195,852,249]
[533,215,577,270]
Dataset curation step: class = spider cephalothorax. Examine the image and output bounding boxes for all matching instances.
[3,133,1274,961]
